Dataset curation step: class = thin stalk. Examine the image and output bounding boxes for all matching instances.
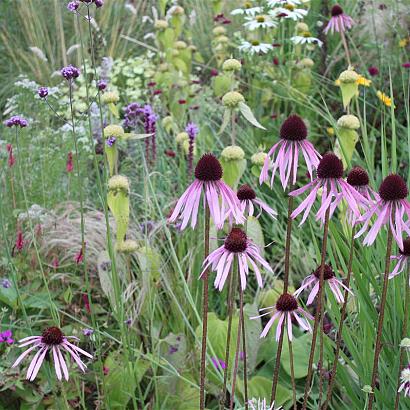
[200,206,211,410]
[271,177,295,403]
[9,168,16,209]
[323,227,356,410]
[288,337,297,410]
[241,289,248,410]
[318,305,325,407]
[367,228,393,410]
[231,112,236,146]
[230,285,244,410]
[302,207,331,410]
[393,266,410,410]
[221,263,237,408]
[340,31,352,67]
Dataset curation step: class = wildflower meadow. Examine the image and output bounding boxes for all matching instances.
[1,0,410,409]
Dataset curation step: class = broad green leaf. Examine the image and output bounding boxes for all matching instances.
[238,102,266,130]
[218,108,231,135]
[105,145,117,176]
[335,128,358,167]
[0,283,17,308]
[220,157,246,189]
[214,74,232,97]
[246,216,265,256]
[136,246,161,282]
[123,133,152,140]
[107,190,129,243]
[340,82,358,109]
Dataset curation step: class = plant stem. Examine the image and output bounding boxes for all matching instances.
[340,31,352,67]
[323,227,356,410]
[288,337,297,410]
[302,207,331,410]
[231,112,236,146]
[394,266,410,410]
[230,284,244,410]
[271,182,295,403]
[221,263,236,408]
[200,205,210,410]
[367,227,393,410]
[241,290,248,410]
[318,303,325,407]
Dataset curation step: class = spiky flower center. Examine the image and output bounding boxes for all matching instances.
[251,40,260,46]
[379,174,408,201]
[347,166,369,186]
[284,4,295,11]
[280,114,308,141]
[256,15,266,22]
[400,238,410,256]
[331,5,344,16]
[317,153,344,179]
[42,327,64,345]
[276,293,298,311]
[302,31,312,37]
[244,1,252,8]
[313,264,335,280]
[224,228,248,253]
[237,184,256,201]
[194,154,223,181]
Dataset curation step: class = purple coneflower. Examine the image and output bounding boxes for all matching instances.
[0,330,14,344]
[294,264,353,305]
[61,65,80,81]
[38,87,48,99]
[236,184,277,219]
[185,122,199,176]
[290,152,365,225]
[399,365,410,397]
[260,115,321,190]
[355,174,410,249]
[201,227,272,291]
[168,153,243,230]
[389,238,410,284]
[368,66,379,76]
[252,293,313,340]
[12,327,92,381]
[5,116,28,128]
[323,5,354,35]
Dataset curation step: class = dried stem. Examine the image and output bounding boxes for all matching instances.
[367,228,393,410]
[394,266,410,410]
[302,207,331,410]
[200,206,211,410]
[322,227,356,410]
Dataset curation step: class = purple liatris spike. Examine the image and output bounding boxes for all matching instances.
[185,122,199,176]
[143,105,158,164]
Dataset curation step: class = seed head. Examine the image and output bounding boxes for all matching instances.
[251,152,267,166]
[224,228,248,253]
[337,114,360,130]
[101,91,119,104]
[317,153,344,179]
[280,114,308,141]
[347,166,369,187]
[339,69,359,84]
[194,154,223,181]
[237,184,256,201]
[222,58,242,72]
[276,293,298,311]
[222,91,245,108]
[213,26,226,36]
[108,175,130,194]
[313,264,335,280]
[116,240,138,254]
[221,145,245,161]
[42,327,64,345]
[379,174,408,201]
[331,5,344,16]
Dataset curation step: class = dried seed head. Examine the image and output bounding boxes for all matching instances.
[280,114,308,141]
[237,184,256,201]
[317,153,344,179]
[224,228,248,253]
[276,293,298,311]
[379,174,408,201]
[42,327,64,345]
[313,264,335,280]
[347,166,369,187]
[194,154,223,181]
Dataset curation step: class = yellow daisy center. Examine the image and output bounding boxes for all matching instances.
[256,15,266,22]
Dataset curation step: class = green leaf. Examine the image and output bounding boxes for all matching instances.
[136,246,161,282]
[0,283,17,308]
[107,190,129,243]
[97,251,114,304]
[105,145,117,176]
[246,216,265,256]
[124,133,152,140]
[340,82,358,109]
[220,158,246,189]
[213,74,232,97]
[238,102,266,130]
[108,103,119,118]
[243,376,292,407]
[219,108,231,135]
[335,128,358,168]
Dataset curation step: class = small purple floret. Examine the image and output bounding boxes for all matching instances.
[38,87,49,99]
[61,65,80,81]
[106,136,116,147]
[4,116,28,128]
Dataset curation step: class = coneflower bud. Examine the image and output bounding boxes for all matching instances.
[317,153,344,179]
[313,264,335,280]
[108,175,130,195]
[280,114,308,141]
[222,91,245,108]
[194,154,223,181]
[222,58,241,72]
[224,228,248,253]
[347,166,369,187]
[276,293,298,312]
[379,174,408,202]
[221,145,245,161]
[337,114,360,130]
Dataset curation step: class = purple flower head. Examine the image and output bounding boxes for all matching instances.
[12,326,93,381]
[61,65,80,81]
[38,87,49,99]
[168,345,178,354]
[185,122,199,139]
[290,153,366,225]
[82,328,94,337]
[67,1,80,12]
[403,62,410,69]
[0,329,14,344]
[355,174,410,248]
[389,238,410,285]
[95,0,104,7]
[211,357,226,371]
[324,5,354,35]
[1,278,12,289]
[260,114,321,190]
[4,116,28,128]
[97,80,107,91]
[123,102,143,130]
[106,136,116,147]
[252,293,313,341]
[368,66,379,76]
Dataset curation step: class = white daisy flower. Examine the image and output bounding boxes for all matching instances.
[268,0,308,6]
[291,32,323,47]
[269,7,308,21]
[231,3,263,16]
[238,40,273,55]
[244,15,277,30]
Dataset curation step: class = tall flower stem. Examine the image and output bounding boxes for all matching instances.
[340,31,352,67]
[231,112,236,146]
[221,263,237,408]
[200,206,211,410]
[230,285,244,410]
[322,227,356,410]
[9,168,16,209]
[241,289,248,410]
[394,267,410,410]
[368,228,393,410]
[302,207,331,410]
[288,337,297,410]
[271,183,295,403]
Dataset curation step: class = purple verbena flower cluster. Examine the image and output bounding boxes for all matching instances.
[4,116,28,128]
[61,65,80,81]
[38,87,49,99]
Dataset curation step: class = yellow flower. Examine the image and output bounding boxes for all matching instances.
[357,75,371,87]
[326,127,335,136]
[334,79,341,86]
[376,91,393,108]
[399,38,409,48]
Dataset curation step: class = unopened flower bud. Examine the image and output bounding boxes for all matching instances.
[222,91,245,108]
[222,58,242,72]
[221,145,245,161]
[337,115,360,130]
[108,175,129,194]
